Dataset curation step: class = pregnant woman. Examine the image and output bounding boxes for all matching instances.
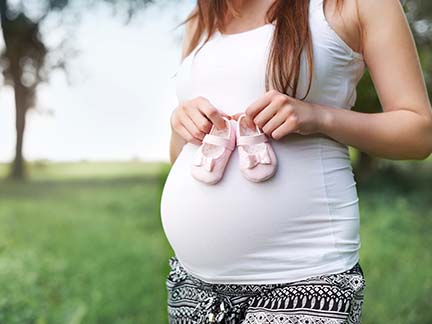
[160,0,432,323]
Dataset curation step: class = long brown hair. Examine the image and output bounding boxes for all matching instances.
[181,0,343,100]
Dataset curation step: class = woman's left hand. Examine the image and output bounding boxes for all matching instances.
[231,89,326,140]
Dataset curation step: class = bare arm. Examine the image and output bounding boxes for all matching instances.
[317,0,432,160]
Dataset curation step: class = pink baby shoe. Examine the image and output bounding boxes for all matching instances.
[236,113,277,182]
[191,117,236,185]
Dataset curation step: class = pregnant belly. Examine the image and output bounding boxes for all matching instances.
[160,133,360,282]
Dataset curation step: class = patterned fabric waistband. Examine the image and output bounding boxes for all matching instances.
[166,256,365,324]
[168,256,284,296]
[168,256,363,295]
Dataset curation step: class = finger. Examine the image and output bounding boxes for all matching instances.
[186,108,213,134]
[232,112,253,128]
[231,112,243,121]
[199,101,228,130]
[253,101,280,130]
[178,112,207,141]
[244,90,274,121]
[261,111,287,137]
[218,110,232,120]
[271,119,296,140]
[232,112,255,129]
[244,114,256,130]
[176,122,202,145]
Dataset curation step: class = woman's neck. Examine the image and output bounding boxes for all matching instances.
[224,0,275,30]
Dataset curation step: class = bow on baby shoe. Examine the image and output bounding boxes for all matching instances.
[243,145,271,169]
[193,153,215,172]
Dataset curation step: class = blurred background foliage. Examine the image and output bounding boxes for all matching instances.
[0,0,431,323]
[0,0,156,180]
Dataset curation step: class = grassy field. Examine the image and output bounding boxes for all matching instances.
[0,160,431,323]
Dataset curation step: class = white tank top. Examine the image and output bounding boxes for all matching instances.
[160,0,366,284]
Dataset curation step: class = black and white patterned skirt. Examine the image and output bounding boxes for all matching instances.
[166,256,366,324]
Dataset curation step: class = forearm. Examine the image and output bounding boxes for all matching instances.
[317,104,432,160]
[169,130,187,165]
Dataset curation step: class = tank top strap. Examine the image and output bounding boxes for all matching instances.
[310,0,324,8]
[309,0,326,21]
[309,0,364,60]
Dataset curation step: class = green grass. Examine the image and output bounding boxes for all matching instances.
[357,166,432,324]
[0,161,431,323]
[0,160,168,181]
[0,161,172,323]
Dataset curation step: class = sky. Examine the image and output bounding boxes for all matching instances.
[0,1,195,163]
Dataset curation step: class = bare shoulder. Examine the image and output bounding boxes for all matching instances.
[324,0,411,67]
[357,0,406,25]
[356,0,408,36]
[356,0,432,117]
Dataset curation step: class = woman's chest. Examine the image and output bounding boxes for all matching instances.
[175,30,273,114]
[174,5,365,114]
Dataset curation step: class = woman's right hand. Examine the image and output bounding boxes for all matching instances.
[170,96,231,145]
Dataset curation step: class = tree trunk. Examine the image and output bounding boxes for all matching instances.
[9,83,28,180]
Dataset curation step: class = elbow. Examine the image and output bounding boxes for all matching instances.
[414,116,432,160]
[414,147,432,160]
[420,144,432,160]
